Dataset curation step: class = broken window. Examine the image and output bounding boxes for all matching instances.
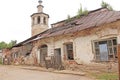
[94,38,117,61]
[65,43,74,60]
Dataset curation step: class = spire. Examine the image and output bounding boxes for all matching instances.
[37,0,44,13]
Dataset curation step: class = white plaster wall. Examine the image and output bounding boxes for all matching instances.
[36,27,118,65]
[74,28,118,64]
[47,43,54,56]
[74,35,97,64]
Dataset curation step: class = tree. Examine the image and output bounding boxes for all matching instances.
[7,40,17,48]
[101,1,113,10]
[0,41,7,50]
[0,40,17,50]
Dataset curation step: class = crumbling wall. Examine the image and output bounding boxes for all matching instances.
[10,43,34,65]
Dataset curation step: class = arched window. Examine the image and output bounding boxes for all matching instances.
[43,17,46,24]
[37,16,41,24]
[40,45,47,48]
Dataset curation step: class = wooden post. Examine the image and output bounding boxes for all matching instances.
[118,44,120,80]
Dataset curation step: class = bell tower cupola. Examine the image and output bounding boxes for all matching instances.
[37,0,43,12]
[31,0,49,36]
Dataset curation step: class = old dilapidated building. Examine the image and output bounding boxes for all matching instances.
[4,1,120,70]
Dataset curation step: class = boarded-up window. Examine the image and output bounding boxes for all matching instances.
[94,38,117,61]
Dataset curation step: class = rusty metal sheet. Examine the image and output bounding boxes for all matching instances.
[77,11,106,31]
[105,12,120,24]
[100,11,115,24]
[76,13,95,25]
[47,29,65,37]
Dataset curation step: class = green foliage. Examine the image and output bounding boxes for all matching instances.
[77,4,88,18]
[0,58,2,64]
[0,40,17,50]
[101,1,113,10]
[101,1,108,8]
[91,72,118,80]
[77,4,83,18]
[66,15,72,22]
[7,40,17,48]
[108,5,113,11]
[0,41,7,50]
[82,8,88,16]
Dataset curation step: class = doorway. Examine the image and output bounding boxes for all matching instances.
[54,48,62,65]
[39,45,48,66]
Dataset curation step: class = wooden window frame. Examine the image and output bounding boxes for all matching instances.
[93,37,117,62]
[64,42,74,60]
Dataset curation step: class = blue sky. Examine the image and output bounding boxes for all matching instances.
[0,0,119,43]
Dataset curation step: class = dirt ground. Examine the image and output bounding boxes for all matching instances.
[0,65,94,80]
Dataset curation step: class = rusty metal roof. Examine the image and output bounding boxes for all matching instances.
[14,8,120,47]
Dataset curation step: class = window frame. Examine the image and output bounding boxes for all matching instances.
[64,42,74,60]
[93,37,117,62]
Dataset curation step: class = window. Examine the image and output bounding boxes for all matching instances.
[14,53,18,58]
[43,17,46,24]
[37,16,41,24]
[65,43,74,60]
[94,38,117,61]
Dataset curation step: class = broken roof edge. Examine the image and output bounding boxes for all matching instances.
[13,28,51,47]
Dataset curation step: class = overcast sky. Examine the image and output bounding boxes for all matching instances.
[0,0,119,43]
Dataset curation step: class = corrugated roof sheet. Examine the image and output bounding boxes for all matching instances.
[14,8,120,47]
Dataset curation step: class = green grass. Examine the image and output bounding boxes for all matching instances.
[0,58,2,64]
[91,72,118,80]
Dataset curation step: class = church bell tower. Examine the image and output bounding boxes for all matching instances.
[31,0,49,36]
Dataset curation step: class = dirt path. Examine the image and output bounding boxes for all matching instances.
[0,65,94,80]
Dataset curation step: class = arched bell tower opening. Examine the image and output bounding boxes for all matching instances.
[31,0,49,36]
